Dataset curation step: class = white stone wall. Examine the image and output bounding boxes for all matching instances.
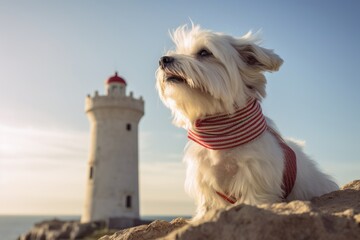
[81,92,144,223]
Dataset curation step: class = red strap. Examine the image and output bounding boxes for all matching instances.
[268,127,297,199]
[216,191,237,204]
[216,128,297,204]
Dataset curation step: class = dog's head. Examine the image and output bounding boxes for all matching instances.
[156,25,283,128]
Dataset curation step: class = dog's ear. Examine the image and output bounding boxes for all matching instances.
[235,44,283,72]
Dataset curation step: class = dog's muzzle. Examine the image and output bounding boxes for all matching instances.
[159,56,186,83]
[159,56,174,69]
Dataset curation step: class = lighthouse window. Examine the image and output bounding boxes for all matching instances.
[89,166,93,180]
[126,195,132,208]
[126,123,131,131]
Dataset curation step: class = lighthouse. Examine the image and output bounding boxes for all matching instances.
[81,72,144,225]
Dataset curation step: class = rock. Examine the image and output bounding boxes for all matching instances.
[70,221,106,239]
[341,180,360,191]
[101,180,360,240]
[98,218,188,240]
[18,219,106,240]
[19,219,73,240]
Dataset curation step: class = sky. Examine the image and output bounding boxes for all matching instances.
[0,1,359,217]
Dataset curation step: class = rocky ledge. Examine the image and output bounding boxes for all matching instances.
[100,180,360,240]
[19,219,108,240]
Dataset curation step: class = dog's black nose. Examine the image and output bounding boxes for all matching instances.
[159,56,174,69]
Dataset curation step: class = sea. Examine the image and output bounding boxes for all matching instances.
[0,215,188,240]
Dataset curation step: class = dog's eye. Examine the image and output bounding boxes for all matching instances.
[197,49,212,57]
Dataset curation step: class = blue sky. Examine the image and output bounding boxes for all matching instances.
[0,1,359,216]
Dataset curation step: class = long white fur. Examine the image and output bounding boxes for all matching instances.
[156,24,339,220]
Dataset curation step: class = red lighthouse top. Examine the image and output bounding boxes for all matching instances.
[106,72,127,85]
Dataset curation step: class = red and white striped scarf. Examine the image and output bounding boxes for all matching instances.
[188,98,297,201]
[188,98,267,150]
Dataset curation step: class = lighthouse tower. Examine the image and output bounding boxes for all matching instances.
[81,72,144,224]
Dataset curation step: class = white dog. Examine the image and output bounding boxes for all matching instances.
[156,24,338,220]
